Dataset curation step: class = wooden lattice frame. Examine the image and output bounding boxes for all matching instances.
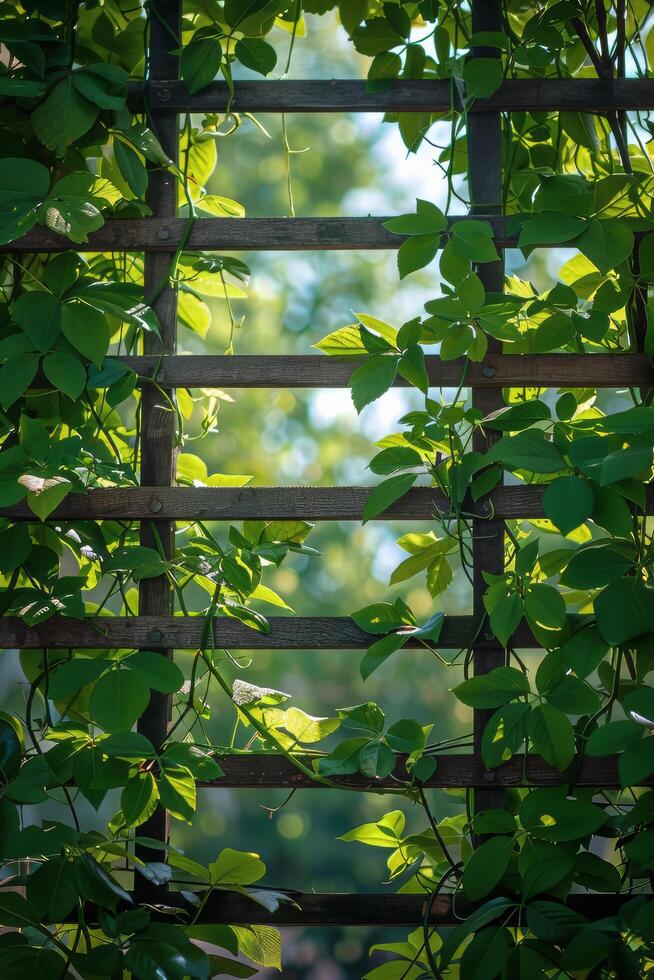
[3,0,654,929]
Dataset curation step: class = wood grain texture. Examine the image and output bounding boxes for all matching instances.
[136,0,180,881]
[469,0,506,819]
[74,890,635,926]
[107,352,654,389]
[4,215,513,252]
[131,78,654,114]
[0,613,581,650]
[203,752,645,789]
[2,484,653,520]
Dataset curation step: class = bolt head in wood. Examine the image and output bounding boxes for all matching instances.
[148,629,164,644]
[157,226,171,241]
[482,365,496,378]
[149,499,163,513]
[158,88,172,102]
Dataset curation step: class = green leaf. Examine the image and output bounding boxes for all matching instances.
[545,675,600,715]
[463,836,514,901]
[89,667,150,733]
[43,351,86,400]
[42,173,106,242]
[158,764,196,821]
[384,199,447,236]
[560,543,634,589]
[528,703,574,770]
[489,593,524,646]
[482,702,530,768]
[49,657,110,699]
[209,847,265,886]
[0,158,50,244]
[352,600,413,634]
[24,475,72,521]
[619,738,654,785]
[463,57,504,99]
[232,925,281,971]
[13,291,61,352]
[360,632,408,680]
[450,219,499,263]
[181,29,222,94]
[453,666,530,709]
[398,344,429,392]
[595,578,654,645]
[586,720,642,757]
[61,301,111,368]
[74,853,132,911]
[126,651,184,694]
[32,76,98,156]
[518,212,587,248]
[121,772,159,828]
[114,139,148,199]
[369,446,422,475]
[484,400,551,432]
[362,473,417,523]
[314,324,393,356]
[396,233,440,278]
[488,430,565,474]
[577,218,634,274]
[524,583,566,629]
[520,789,608,841]
[235,37,277,75]
[0,352,40,408]
[543,476,594,535]
[340,810,405,847]
[350,355,398,412]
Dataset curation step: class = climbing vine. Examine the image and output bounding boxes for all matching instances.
[2,0,654,978]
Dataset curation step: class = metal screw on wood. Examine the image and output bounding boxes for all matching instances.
[148,630,164,644]
[158,88,172,102]
[482,365,496,378]
[483,770,497,783]
[157,226,170,241]
[149,499,163,513]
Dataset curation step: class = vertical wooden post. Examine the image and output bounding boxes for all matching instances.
[468,0,506,818]
[135,0,180,892]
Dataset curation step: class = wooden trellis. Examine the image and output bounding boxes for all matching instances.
[4,0,654,929]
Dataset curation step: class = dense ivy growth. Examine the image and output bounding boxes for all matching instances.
[2,0,654,977]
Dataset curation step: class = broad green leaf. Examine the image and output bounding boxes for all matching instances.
[209,848,265,886]
[453,666,529,709]
[43,351,86,400]
[362,473,417,522]
[181,29,222,94]
[489,593,524,646]
[396,233,440,278]
[450,219,499,263]
[31,76,99,156]
[360,632,407,680]
[383,199,447,236]
[488,430,565,474]
[340,810,405,847]
[586,720,642,757]
[350,355,398,412]
[121,772,159,828]
[528,704,574,770]
[235,37,277,75]
[126,651,184,694]
[518,212,586,248]
[524,583,566,629]
[463,836,514,900]
[484,400,550,432]
[0,158,50,243]
[543,476,594,535]
[89,668,150,733]
[595,578,654,645]
[158,764,196,821]
[577,218,634,274]
[61,301,111,368]
[463,58,504,99]
[560,543,634,588]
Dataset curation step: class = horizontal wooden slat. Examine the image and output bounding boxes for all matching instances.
[4,215,509,253]
[207,752,643,789]
[71,891,633,927]
[0,613,573,649]
[110,353,653,389]
[147,892,635,926]
[136,78,654,114]
[3,484,653,522]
